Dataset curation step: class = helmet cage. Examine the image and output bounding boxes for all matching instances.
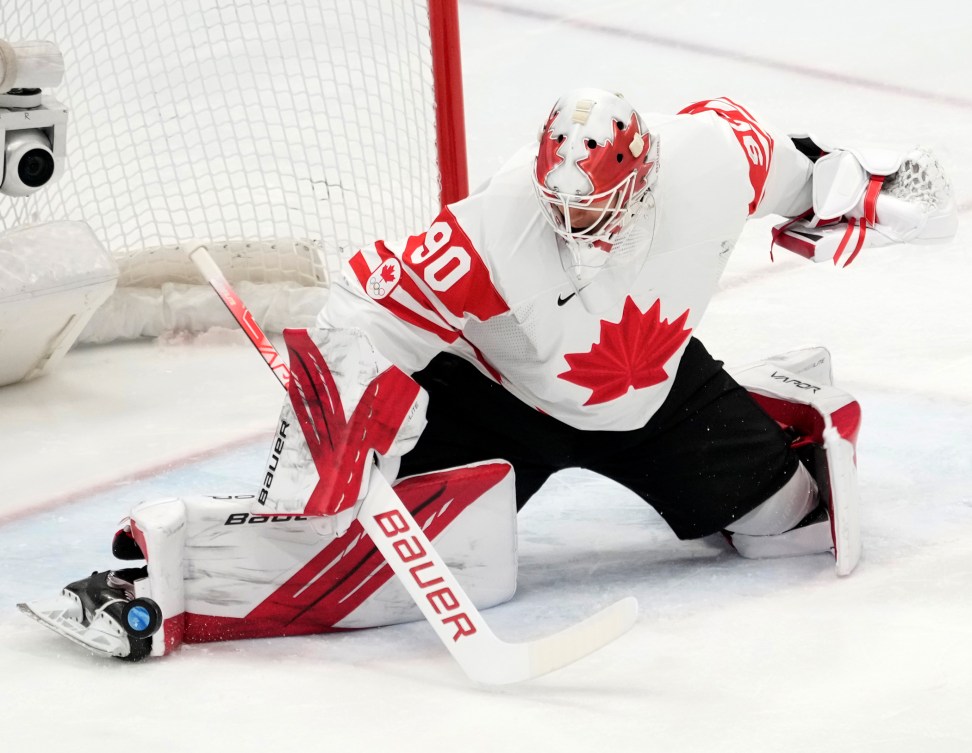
[533,165,647,250]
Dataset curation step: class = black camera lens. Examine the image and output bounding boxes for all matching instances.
[18,148,55,188]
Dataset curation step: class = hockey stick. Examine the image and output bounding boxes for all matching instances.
[189,246,293,388]
[187,243,638,684]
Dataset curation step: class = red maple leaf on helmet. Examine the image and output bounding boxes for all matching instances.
[576,112,653,195]
[558,297,692,406]
[535,108,565,187]
[380,263,397,283]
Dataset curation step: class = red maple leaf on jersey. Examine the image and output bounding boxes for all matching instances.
[380,263,397,283]
[558,297,692,406]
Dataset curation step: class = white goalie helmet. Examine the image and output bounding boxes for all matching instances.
[534,88,659,310]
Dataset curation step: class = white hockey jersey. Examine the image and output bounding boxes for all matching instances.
[319,98,814,431]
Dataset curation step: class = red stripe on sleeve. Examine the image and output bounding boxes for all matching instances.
[349,247,461,344]
[400,208,510,321]
[679,97,774,215]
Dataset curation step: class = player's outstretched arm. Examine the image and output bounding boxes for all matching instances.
[677,99,957,266]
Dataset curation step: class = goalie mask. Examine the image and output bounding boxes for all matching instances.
[534,88,659,311]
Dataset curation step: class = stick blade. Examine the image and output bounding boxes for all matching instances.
[465,596,639,685]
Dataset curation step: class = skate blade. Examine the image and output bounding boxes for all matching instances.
[18,593,130,658]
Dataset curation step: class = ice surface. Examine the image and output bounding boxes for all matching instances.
[1,1,971,750]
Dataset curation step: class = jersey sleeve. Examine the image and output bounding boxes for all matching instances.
[678,97,813,219]
[317,204,510,374]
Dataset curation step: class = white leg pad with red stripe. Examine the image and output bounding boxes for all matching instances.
[728,347,863,576]
[129,498,188,657]
[127,460,517,656]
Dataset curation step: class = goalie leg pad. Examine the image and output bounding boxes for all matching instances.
[21,461,517,658]
[115,460,517,651]
[183,461,516,642]
[128,497,189,656]
[727,348,863,576]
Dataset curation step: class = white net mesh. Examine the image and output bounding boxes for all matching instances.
[882,149,953,212]
[1,0,445,305]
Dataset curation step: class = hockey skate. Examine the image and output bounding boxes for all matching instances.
[18,568,162,661]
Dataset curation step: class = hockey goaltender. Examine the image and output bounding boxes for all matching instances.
[21,89,957,681]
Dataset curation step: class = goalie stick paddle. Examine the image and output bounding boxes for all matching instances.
[187,243,638,684]
[359,471,638,684]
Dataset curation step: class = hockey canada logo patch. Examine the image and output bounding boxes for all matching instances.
[367,258,401,300]
[558,297,692,405]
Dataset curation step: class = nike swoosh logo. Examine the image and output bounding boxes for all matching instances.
[557,292,576,306]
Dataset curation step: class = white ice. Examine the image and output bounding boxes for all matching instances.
[2,1,971,751]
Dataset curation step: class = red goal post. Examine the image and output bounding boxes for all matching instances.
[430,0,469,209]
[0,0,469,343]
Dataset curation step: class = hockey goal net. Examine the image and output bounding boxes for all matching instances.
[0,0,467,342]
